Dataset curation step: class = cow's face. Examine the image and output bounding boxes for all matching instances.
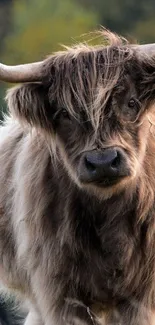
[6,49,155,199]
[49,76,153,199]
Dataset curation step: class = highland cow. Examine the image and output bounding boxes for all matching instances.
[0,31,155,325]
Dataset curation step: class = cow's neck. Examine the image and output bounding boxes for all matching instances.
[62,179,155,297]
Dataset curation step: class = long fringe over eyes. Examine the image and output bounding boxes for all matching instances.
[43,30,133,133]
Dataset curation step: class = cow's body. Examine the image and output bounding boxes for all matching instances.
[0,117,154,325]
[0,120,127,323]
[1,32,155,325]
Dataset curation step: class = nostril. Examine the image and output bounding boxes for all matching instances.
[85,157,96,173]
[111,151,121,169]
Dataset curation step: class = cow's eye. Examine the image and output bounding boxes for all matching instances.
[60,109,70,119]
[128,98,136,108]
[53,108,70,121]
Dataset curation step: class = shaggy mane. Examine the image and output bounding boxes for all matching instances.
[42,30,134,132]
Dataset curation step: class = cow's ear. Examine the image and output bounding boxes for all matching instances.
[6,83,52,130]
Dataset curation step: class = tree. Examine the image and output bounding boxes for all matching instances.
[79,0,155,39]
[0,1,12,52]
[2,0,98,64]
[132,17,155,43]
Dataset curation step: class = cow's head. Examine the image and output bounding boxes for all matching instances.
[3,32,155,199]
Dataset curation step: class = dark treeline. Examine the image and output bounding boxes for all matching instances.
[79,0,155,42]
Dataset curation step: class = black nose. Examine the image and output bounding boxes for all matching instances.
[79,148,129,186]
[85,148,119,176]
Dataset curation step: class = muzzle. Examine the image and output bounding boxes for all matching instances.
[78,147,130,187]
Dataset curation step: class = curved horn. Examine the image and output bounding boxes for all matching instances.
[0,61,43,83]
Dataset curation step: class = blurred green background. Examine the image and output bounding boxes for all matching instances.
[0,0,155,119]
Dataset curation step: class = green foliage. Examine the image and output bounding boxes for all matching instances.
[2,0,98,64]
[79,0,155,39]
[0,2,12,52]
[132,17,155,43]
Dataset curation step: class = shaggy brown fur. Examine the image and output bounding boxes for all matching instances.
[1,31,155,325]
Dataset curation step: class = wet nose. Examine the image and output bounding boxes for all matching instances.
[78,147,129,185]
[84,148,120,179]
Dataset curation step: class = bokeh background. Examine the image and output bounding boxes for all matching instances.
[0,0,155,118]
